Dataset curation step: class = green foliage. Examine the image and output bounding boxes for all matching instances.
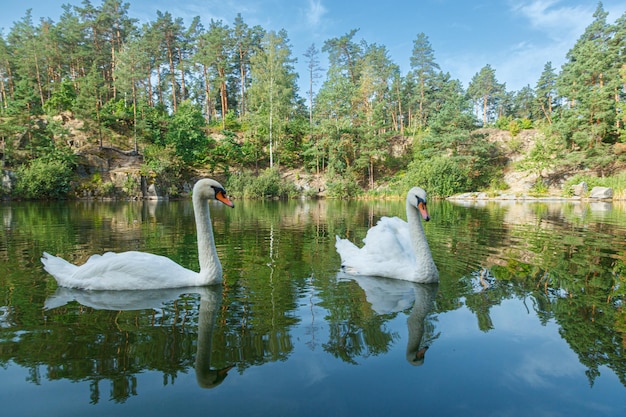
[326,172,362,199]
[563,171,626,196]
[205,131,245,173]
[556,4,620,145]
[495,116,512,130]
[14,158,74,199]
[100,99,133,132]
[1,2,625,198]
[6,79,42,116]
[401,155,469,197]
[165,101,212,164]
[77,173,118,197]
[44,79,77,115]
[98,174,116,196]
[416,128,505,196]
[223,110,242,131]
[122,175,140,197]
[517,131,563,177]
[141,144,187,193]
[529,179,549,196]
[509,120,521,137]
[519,118,533,129]
[467,64,505,126]
[495,116,533,137]
[226,168,298,199]
[36,139,77,167]
[140,103,169,145]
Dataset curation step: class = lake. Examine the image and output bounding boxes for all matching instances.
[1,197,625,416]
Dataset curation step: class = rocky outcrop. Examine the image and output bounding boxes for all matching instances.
[571,182,588,196]
[589,186,613,199]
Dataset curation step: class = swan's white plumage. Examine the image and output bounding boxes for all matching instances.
[41,178,234,290]
[335,187,439,283]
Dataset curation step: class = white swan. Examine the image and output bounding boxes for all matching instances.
[338,273,439,366]
[41,178,234,290]
[335,187,439,283]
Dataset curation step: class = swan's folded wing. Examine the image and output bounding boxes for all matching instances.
[362,217,416,263]
[70,251,192,290]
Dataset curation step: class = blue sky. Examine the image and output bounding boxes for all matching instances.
[2,0,626,95]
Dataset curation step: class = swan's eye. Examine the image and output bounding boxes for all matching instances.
[211,185,225,195]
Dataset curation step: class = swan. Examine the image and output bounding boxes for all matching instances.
[335,187,439,283]
[339,273,439,366]
[41,178,234,290]
[44,285,234,388]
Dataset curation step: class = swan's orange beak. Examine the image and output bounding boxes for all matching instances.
[414,346,428,362]
[216,191,235,208]
[418,202,430,221]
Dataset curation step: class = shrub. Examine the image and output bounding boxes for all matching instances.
[226,168,298,199]
[402,156,469,198]
[529,179,549,196]
[563,172,626,196]
[519,118,533,129]
[122,175,140,197]
[326,175,361,199]
[508,120,521,137]
[14,159,74,199]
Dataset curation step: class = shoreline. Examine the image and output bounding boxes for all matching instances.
[447,191,618,202]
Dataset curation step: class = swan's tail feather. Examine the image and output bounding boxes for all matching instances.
[335,235,361,268]
[41,252,78,283]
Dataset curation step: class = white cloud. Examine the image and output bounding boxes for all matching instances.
[468,0,622,91]
[513,0,600,41]
[512,345,583,387]
[305,0,327,28]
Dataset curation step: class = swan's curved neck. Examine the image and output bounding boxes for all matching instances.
[406,196,438,282]
[406,197,429,254]
[194,194,222,282]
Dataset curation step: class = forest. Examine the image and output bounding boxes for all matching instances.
[1,0,626,199]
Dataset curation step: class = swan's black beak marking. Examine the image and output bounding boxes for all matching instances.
[213,187,235,208]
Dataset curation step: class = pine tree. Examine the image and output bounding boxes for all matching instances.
[467,64,505,126]
[197,19,233,128]
[233,14,264,118]
[0,33,13,110]
[356,43,399,189]
[248,29,298,168]
[152,11,185,112]
[535,61,558,124]
[115,36,150,153]
[7,10,47,109]
[557,3,616,147]
[409,32,440,129]
[303,43,323,173]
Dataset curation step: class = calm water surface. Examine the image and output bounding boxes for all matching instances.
[1,198,625,416]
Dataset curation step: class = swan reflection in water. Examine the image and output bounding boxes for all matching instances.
[45,285,233,388]
[338,272,439,366]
